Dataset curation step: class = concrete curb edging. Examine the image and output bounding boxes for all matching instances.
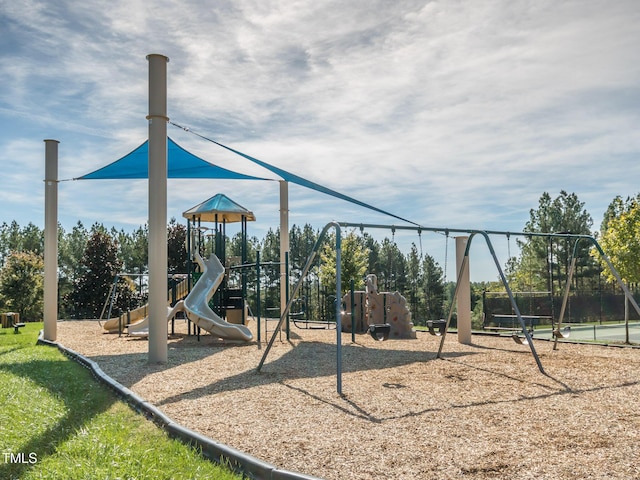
[37,331,322,480]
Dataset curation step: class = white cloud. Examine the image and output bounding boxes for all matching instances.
[1,0,640,279]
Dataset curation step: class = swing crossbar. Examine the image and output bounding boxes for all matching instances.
[338,222,600,240]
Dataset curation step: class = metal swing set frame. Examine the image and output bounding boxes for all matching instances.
[257,221,640,394]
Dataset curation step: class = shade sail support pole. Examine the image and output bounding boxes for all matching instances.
[279,180,289,338]
[147,53,169,364]
[456,236,472,345]
[43,139,59,341]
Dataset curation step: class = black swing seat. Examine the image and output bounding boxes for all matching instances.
[426,319,446,336]
[511,326,537,344]
[12,323,25,333]
[368,323,391,341]
[553,326,571,339]
[511,333,530,345]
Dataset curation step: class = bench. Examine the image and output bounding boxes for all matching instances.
[485,314,552,332]
[12,323,25,333]
[484,314,552,345]
[485,325,534,333]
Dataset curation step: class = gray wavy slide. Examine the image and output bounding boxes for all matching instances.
[128,252,253,342]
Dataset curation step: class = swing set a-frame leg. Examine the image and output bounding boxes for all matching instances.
[436,233,546,374]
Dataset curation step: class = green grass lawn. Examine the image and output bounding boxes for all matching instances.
[0,322,240,480]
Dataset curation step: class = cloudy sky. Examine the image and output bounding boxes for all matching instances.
[1,0,639,279]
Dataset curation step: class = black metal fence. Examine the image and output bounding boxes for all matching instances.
[483,291,640,326]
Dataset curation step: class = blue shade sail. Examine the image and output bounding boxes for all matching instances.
[77,137,271,181]
[77,128,418,226]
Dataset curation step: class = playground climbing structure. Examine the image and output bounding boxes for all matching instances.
[341,274,417,339]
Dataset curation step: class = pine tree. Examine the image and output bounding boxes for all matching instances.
[67,230,136,319]
[319,230,369,296]
[421,253,445,321]
[168,219,187,274]
[517,191,595,294]
[406,243,423,324]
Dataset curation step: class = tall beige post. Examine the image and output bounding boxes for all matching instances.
[147,54,169,363]
[279,180,289,318]
[43,139,59,341]
[455,236,472,344]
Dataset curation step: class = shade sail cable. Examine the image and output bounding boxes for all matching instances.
[170,121,420,226]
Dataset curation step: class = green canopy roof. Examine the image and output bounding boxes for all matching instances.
[182,193,256,223]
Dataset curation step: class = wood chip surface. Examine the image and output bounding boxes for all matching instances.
[57,320,640,480]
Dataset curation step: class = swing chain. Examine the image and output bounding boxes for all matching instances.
[443,229,449,283]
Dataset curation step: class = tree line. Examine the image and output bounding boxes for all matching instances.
[503,191,640,294]
[1,190,639,324]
